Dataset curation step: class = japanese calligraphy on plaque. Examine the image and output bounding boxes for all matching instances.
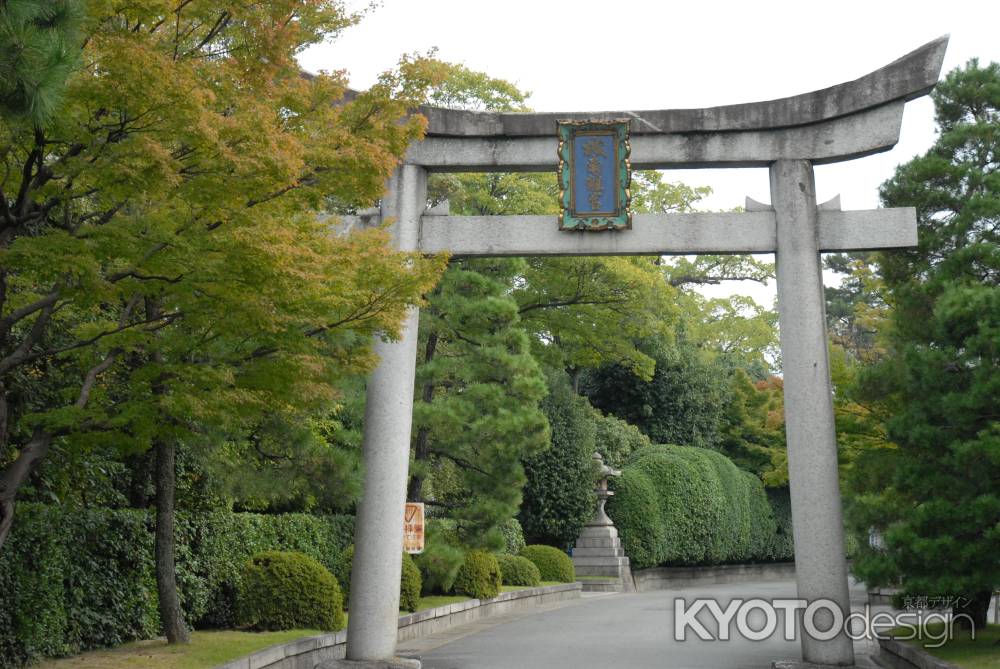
[557,120,631,231]
[403,502,424,554]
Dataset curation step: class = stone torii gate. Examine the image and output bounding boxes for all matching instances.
[342,37,948,668]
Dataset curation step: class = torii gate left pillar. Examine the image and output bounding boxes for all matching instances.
[342,37,948,669]
[346,165,426,665]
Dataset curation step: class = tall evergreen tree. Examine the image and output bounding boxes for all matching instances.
[848,60,1000,627]
[519,369,596,548]
[582,337,729,449]
[409,257,549,548]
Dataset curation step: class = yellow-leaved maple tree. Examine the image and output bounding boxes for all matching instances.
[0,0,446,642]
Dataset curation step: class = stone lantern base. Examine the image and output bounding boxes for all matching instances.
[572,522,634,593]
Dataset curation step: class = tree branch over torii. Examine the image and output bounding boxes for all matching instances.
[663,255,774,288]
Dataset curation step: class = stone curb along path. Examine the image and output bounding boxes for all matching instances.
[213,583,584,669]
[874,638,963,669]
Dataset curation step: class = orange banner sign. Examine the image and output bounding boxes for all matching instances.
[403,502,424,554]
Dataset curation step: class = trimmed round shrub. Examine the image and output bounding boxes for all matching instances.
[452,551,502,600]
[399,552,422,612]
[520,545,574,583]
[496,554,541,587]
[334,545,423,612]
[237,551,345,631]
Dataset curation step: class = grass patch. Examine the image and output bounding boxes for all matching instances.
[413,595,469,611]
[33,629,325,669]
[39,583,574,668]
[900,622,1000,669]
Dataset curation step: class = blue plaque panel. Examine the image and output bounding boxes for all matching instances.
[558,121,631,231]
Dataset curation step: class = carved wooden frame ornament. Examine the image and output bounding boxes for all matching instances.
[558,120,632,231]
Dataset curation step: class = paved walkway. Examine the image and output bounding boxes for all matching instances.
[400,578,882,669]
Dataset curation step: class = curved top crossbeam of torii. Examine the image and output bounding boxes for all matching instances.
[402,35,949,171]
[339,36,949,257]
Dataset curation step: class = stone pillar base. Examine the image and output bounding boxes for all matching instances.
[317,657,421,669]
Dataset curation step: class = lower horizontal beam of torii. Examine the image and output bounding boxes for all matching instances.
[337,207,916,257]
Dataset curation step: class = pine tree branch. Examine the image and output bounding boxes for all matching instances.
[518,297,625,314]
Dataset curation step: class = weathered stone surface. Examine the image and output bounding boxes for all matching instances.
[415,208,916,257]
[632,562,797,591]
[877,637,963,669]
[315,658,420,669]
[570,454,632,592]
[411,36,947,137]
[406,101,906,171]
[347,166,426,662]
[571,556,629,567]
[573,536,620,549]
[569,546,624,558]
[772,160,854,666]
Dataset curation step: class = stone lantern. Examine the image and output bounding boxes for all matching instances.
[591,451,619,526]
[571,452,633,592]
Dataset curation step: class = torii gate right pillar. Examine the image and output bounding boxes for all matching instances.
[772,159,854,666]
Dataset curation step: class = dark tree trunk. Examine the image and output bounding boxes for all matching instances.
[407,331,438,502]
[952,591,992,630]
[0,428,52,552]
[154,437,190,644]
[148,295,189,644]
[569,367,581,394]
[126,451,153,508]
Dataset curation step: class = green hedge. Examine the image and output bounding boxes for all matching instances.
[179,510,353,629]
[519,545,575,583]
[236,551,345,632]
[765,486,795,562]
[0,504,354,669]
[496,554,541,587]
[413,522,465,595]
[0,505,158,669]
[607,445,791,569]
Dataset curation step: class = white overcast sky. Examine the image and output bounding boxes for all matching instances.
[298,0,1000,306]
